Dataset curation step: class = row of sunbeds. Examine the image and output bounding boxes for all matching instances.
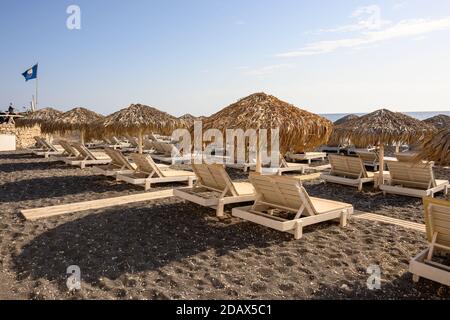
[28,137,450,286]
[321,154,449,198]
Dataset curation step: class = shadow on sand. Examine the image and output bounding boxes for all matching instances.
[12,202,288,292]
[0,175,136,203]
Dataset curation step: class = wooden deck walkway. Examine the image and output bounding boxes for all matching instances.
[353,211,425,233]
[21,189,174,221]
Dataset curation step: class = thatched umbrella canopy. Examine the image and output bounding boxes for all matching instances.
[334,114,359,126]
[201,92,333,171]
[15,107,62,129]
[101,104,179,153]
[423,114,450,130]
[178,114,201,128]
[334,108,436,186]
[327,114,360,147]
[415,127,450,166]
[42,107,104,144]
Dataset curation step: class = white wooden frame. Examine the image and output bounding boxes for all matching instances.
[173,163,255,217]
[232,174,352,239]
[116,153,196,190]
[320,154,374,191]
[286,152,327,164]
[380,161,449,198]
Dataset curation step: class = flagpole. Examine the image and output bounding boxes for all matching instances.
[35,63,38,111]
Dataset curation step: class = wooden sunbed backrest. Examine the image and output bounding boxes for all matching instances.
[72,142,97,160]
[113,150,136,170]
[125,136,138,147]
[161,143,179,156]
[37,137,53,151]
[249,174,316,215]
[192,163,237,196]
[386,161,435,189]
[58,140,79,156]
[152,142,166,154]
[34,136,47,149]
[396,152,418,162]
[423,197,450,250]
[357,151,378,163]
[45,140,60,152]
[329,154,368,178]
[103,148,125,168]
[143,139,154,151]
[130,153,164,177]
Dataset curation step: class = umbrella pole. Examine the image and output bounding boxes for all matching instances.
[256,131,262,173]
[378,143,385,188]
[80,130,85,145]
[138,130,143,154]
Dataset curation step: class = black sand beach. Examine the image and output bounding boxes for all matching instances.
[0,151,449,299]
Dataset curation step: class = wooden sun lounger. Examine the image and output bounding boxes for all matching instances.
[92,148,137,176]
[286,152,327,164]
[67,142,112,169]
[232,174,353,239]
[33,136,47,150]
[356,151,380,171]
[32,138,65,158]
[151,142,193,164]
[173,163,256,217]
[409,197,450,286]
[380,161,449,198]
[321,154,375,191]
[54,140,80,161]
[116,153,195,190]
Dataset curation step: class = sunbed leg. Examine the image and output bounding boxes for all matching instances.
[412,274,420,283]
[358,182,363,192]
[188,177,194,187]
[145,180,151,191]
[340,210,348,227]
[80,162,85,169]
[294,221,303,239]
[216,199,225,217]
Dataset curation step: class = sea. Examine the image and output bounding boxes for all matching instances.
[320,111,450,123]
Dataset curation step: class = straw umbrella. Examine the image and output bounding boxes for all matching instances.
[327,114,360,147]
[178,114,204,128]
[201,92,333,172]
[333,109,436,186]
[101,104,179,153]
[423,114,450,130]
[15,107,62,129]
[43,107,104,144]
[334,114,359,126]
[414,127,450,166]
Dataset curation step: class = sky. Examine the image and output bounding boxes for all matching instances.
[1,0,450,116]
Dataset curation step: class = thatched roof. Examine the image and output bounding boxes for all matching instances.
[423,114,450,130]
[178,113,205,128]
[327,114,360,146]
[200,92,333,153]
[15,107,62,128]
[42,107,104,134]
[333,109,436,146]
[101,104,179,136]
[415,127,450,165]
[334,114,359,125]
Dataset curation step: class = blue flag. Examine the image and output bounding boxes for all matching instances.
[22,64,38,81]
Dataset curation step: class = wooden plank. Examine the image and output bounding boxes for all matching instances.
[21,189,174,221]
[353,211,426,233]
